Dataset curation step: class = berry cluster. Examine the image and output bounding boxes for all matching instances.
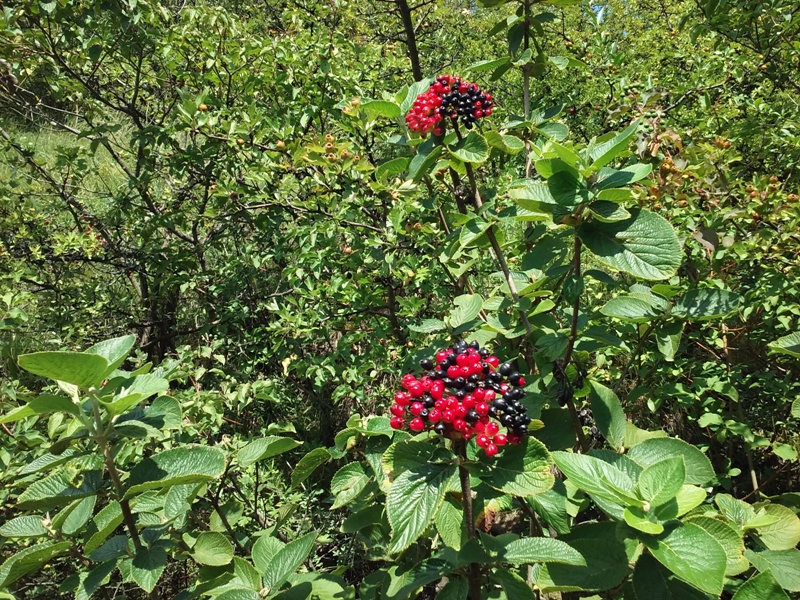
[405,75,494,138]
[388,340,530,457]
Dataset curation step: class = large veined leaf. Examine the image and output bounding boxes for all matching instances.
[375,157,409,181]
[17,469,102,510]
[128,541,169,593]
[193,532,234,566]
[450,131,490,164]
[627,438,715,486]
[638,457,685,507]
[551,451,641,507]
[330,462,370,509]
[501,537,585,566]
[642,521,727,596]
[0,515,48,538]
[0,541,72,589]
[362,100,401,119]
[672,289,741,321]
[732,571,791,600]
[632,554,711,600]
[84,501,123,554]
[578,208,681,281]
[237,436,302,468]
[536,522,632,593]
[595,163,653,189]
[384,556,453,599]
[480,437,554,497]
[600,297,660,322]
[408,138,443,181]
[261,532,318,594]
[387,462,456,554]
[687,515,748,576]
[125,446,225,497]
[448,294,483,328]
[492,570,536,600]
[753,503,800,551]
[768,331,800,358]
[17,351,109,389]
[291,447,332,488]
[588,381,627,451]
[85,335,136,378]
[745,549,800,592]
[587,120,641,170]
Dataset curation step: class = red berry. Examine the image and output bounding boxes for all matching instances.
[485,444,499,457]
[395,392,411,406]
[410,402,424,416]
[390,404,405,417]
[475,402,489,417]
[428,409,442,422]
[462,395,476,410]
[476,434,490,448]
[409,418,425,432]
[473,421,486,433]
[409,382,424,398]
[456,353,469,367]
[434,399,446,410]
[507,433,523,445]
[453,419,467,432]
[484,390,496,402]
[486,422,500,435]
[517,377,526,387]
[473,388,486,401]
[430,380,445,400]
[447,366,461,379]
[486,356,500,368]
[494,434,508,446]
[442,410,455,423]
[445,396,459,410]
[390,417,405,429]
[455,405,468,419]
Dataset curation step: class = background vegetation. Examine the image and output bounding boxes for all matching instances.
[0,0,799,598]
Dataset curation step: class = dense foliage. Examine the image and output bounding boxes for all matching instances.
[1,0,799,598]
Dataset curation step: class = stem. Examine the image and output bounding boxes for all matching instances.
[522,0,533,178]
[396,0,423,82]
[461,159,535,342]
[89,395,144,553]
[561,238,589,453]
[454,440,481,600]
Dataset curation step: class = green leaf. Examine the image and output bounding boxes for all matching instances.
[103,374,169,415]
[382,439,440,480]
[639,457,685,507]
[546,171,590,208]
[216,590,261,600]
[399,78,435,115]
[600,297,659,322]
[408,138,443,182]
[18,351,109,389]
[435,496,465,550]
[76,560,117,600]
[588,120,641,170]
[655,321,684,362]
[130,542,168,593]
[536,522,632,593]
[85,501,123,554]
[449,294,483,328]
[492,569,536,600]
[632,554,711,600]
[126,446,226,497]
[687,516,748,576]
[459,217,492,249]
[535,157,581,180]
[193,531,234,566]
[628,438,715,486]
[291,447,332,488]
[376,157,409,181]
[502,537,585,565]
[384,556,452,599]
[595,163,653,189]
[588,381,627,451]
[437,577,468,600]
[18,469,101,510]
[0,541,72,589]
[252,536,285,574]
[754,504,800,551]
[233,556,262,591]
[624,506,664,534]
[589,200,631,223]
[745,549,800,592]
[85,335,136,378]
[0,516,48,538]
[331,463,370,509]
[362,100,401,119]
[237,436,301,468]
[548,55,586,69]
[672,289,740,321]
[552,451,641,507]
[578,208,681,281]
[62,495,96,535]
[643,521,726,596]
[261,532,317,593]
[450,131,490,164]
[485,131,524,154]
[732,571,791,600]
[408,318,448,333]
[596,187,634,202]
[769,332,800,358]
[467,57,511,73]
[387,462,456,553]
[481,437,554,497]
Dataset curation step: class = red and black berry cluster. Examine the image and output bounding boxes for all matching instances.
[389,339,530,457]
[405,75,494,138]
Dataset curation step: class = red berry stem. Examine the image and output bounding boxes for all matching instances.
[454,439,482,600]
